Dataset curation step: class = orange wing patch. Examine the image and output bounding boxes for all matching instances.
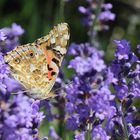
[4,23,70,99]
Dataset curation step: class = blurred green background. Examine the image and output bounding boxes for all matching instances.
[1,0,140,62]
[1,0,140,139]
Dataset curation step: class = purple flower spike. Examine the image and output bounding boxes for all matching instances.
[74,132,85,140]
[0,31,6,41]
[11,23,24,36]
[78,6,87,14]
[0,23,45,140]
[92,125,111,140]
[98,10,115,21]
[103,3,113,10]
[68,56,92,75]
[68,43,106,75]
[114,40,130,60]
[137,44,140,54]
[128,124,140,139]
[66,115,79,130]
[78,1,115,31]
[48,126,61,140]
[0,23,24,53]
[0,93,44,140]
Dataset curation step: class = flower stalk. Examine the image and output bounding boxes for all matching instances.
[59,0,65,21]
[121,103,129,140]
[90,0,105,46]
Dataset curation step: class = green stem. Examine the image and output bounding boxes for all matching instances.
[121,104,129,140]
[90,0,105,46]
[86,123,92,140]
[91,0,105,29]
[86,130,91,140]
[59,0,65,22]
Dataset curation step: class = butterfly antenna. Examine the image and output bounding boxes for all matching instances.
[11,89,31,95]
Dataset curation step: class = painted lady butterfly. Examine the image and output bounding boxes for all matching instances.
[4,23,70,99]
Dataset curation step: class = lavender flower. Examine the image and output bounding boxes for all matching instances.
[63,43,116,139]
[68,43,105,75]
[128,124,140,139]
[0,23,24,53]
[0,93,44,140]
[0,54,44,139]
[61,39,140,140]
[114,40,130,60]
[40,100,55,121]
[92,125,110,140]
[0,17,139,140]
[78,2,115,31]
[0,23,45,140]
[111,40,140,99]
[137,44,140,54]
[88,87,115,120]
[98,3,115,22]
[74,132,85,140]
[0,52,21,94]
[48,126,61,140]
[0,32,6,41]
[109,39,140,139]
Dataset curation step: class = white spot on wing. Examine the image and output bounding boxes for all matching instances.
[30,64,36,72]
[55,46,66,55]
[51,37,55,44]
[64,34,70,40]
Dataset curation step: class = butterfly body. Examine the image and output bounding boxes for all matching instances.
[4,23,70,99]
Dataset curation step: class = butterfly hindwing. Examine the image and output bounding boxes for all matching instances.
[4,23,70,99]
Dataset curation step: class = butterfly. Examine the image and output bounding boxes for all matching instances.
[4,23,70,99]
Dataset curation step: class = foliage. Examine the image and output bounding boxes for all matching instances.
[0,0,140,140]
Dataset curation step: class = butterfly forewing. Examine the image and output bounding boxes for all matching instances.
[4,23,70,99]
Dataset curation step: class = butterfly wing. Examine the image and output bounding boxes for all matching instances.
[4,23,70,99]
